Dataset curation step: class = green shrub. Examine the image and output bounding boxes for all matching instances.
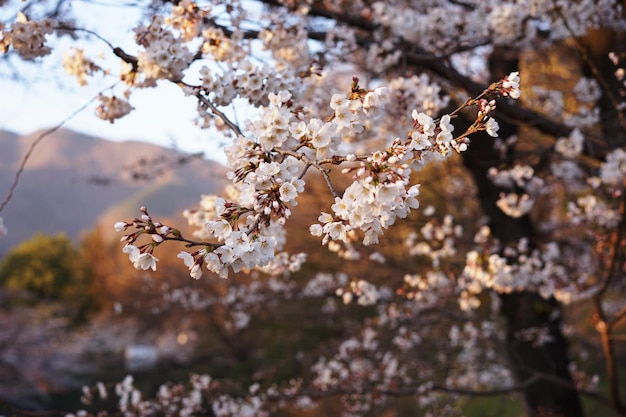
[0,233,93,309]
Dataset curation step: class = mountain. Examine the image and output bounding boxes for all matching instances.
[0,129,227,255]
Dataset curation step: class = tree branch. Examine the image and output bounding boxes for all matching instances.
[0,94,99,213]
[193,90,244,137]
[277,148,341,199]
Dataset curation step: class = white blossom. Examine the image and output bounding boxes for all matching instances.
[484,117,500,137]
[555,129,584,158]
[496,193,534,218]
[600,148,626,187]
[502,71,521,99]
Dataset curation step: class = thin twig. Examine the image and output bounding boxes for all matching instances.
[297,163,311,180]
[591,184,626,413]
[598,183,626,298]
[319,167,340,199]
[163,235,221,249]
[278,149,341,198]
[194,91,244,137]
[593,297,623,412]
[57,25,115,49]
[259,375,543,402]
[57,25,139,68]
[0,94,99,213]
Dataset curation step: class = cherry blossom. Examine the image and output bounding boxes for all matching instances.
[2,1,625,416]
[0,11,55,59]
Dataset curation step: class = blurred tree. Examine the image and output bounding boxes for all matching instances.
[0,233,93,309]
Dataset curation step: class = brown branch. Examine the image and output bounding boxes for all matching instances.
[62,5,574,147]
[162,234,221,249]
[258,374,551,403]
[57,25,139,69]
[257,0,379,32]
[113,46,139,69]
[594,298,623,413]
[277,149,341,199]
[193,90,244,137]
[591,183,626,414]
[598,182,626,298]
[258,0,574,139]
[428,376,541,397]
[251,378,541,403]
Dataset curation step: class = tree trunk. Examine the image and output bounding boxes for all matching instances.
[459,46,584,417]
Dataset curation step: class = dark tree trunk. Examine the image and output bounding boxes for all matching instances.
[458,46,584,417]
[462,131,584,417]
[500,293,584,417]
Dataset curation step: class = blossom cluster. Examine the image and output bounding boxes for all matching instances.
[555,128,585,159]
[259,21,310,71]
[197,58,301,109]
[311,326,409,397]
[488,164,544,218]
[599,147,626,187]
[335,279,384,306]
[72,374,213,417]
[212,394,267,417]
[307,85,505,251]
[202,27,243,62]
[180,190,306,279]
[514,326,555,348]
[62,48,101,86]
[460,230,588,305]
[134,15,195,83]
[195,220,281,279]
[405,213,462,267]
[162,274,296,332]
[386,73,450,118]
[568,195,621,229]
[397,212,469,307]
[166,0,205,41]
[311,176,421,247]
[302,272,350,298]
[0,12,55,59]
[117,71,520,280]
[95,93,134,123]
[446,322,512,389]
[115,207,173,272]
[371,1,625,52]
[402,270,454,308]
[573,77,602,103]
[531,84,600,129]
[364,37,402,73]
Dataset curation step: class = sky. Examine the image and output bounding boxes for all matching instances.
[0,1,230,164]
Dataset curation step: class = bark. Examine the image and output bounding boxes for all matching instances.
[582,28,626,414]
[459,47,584,417]
[581,29,626,155]
[462,134,584,417]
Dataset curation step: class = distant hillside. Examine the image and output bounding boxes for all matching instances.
[0,129,227,255]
